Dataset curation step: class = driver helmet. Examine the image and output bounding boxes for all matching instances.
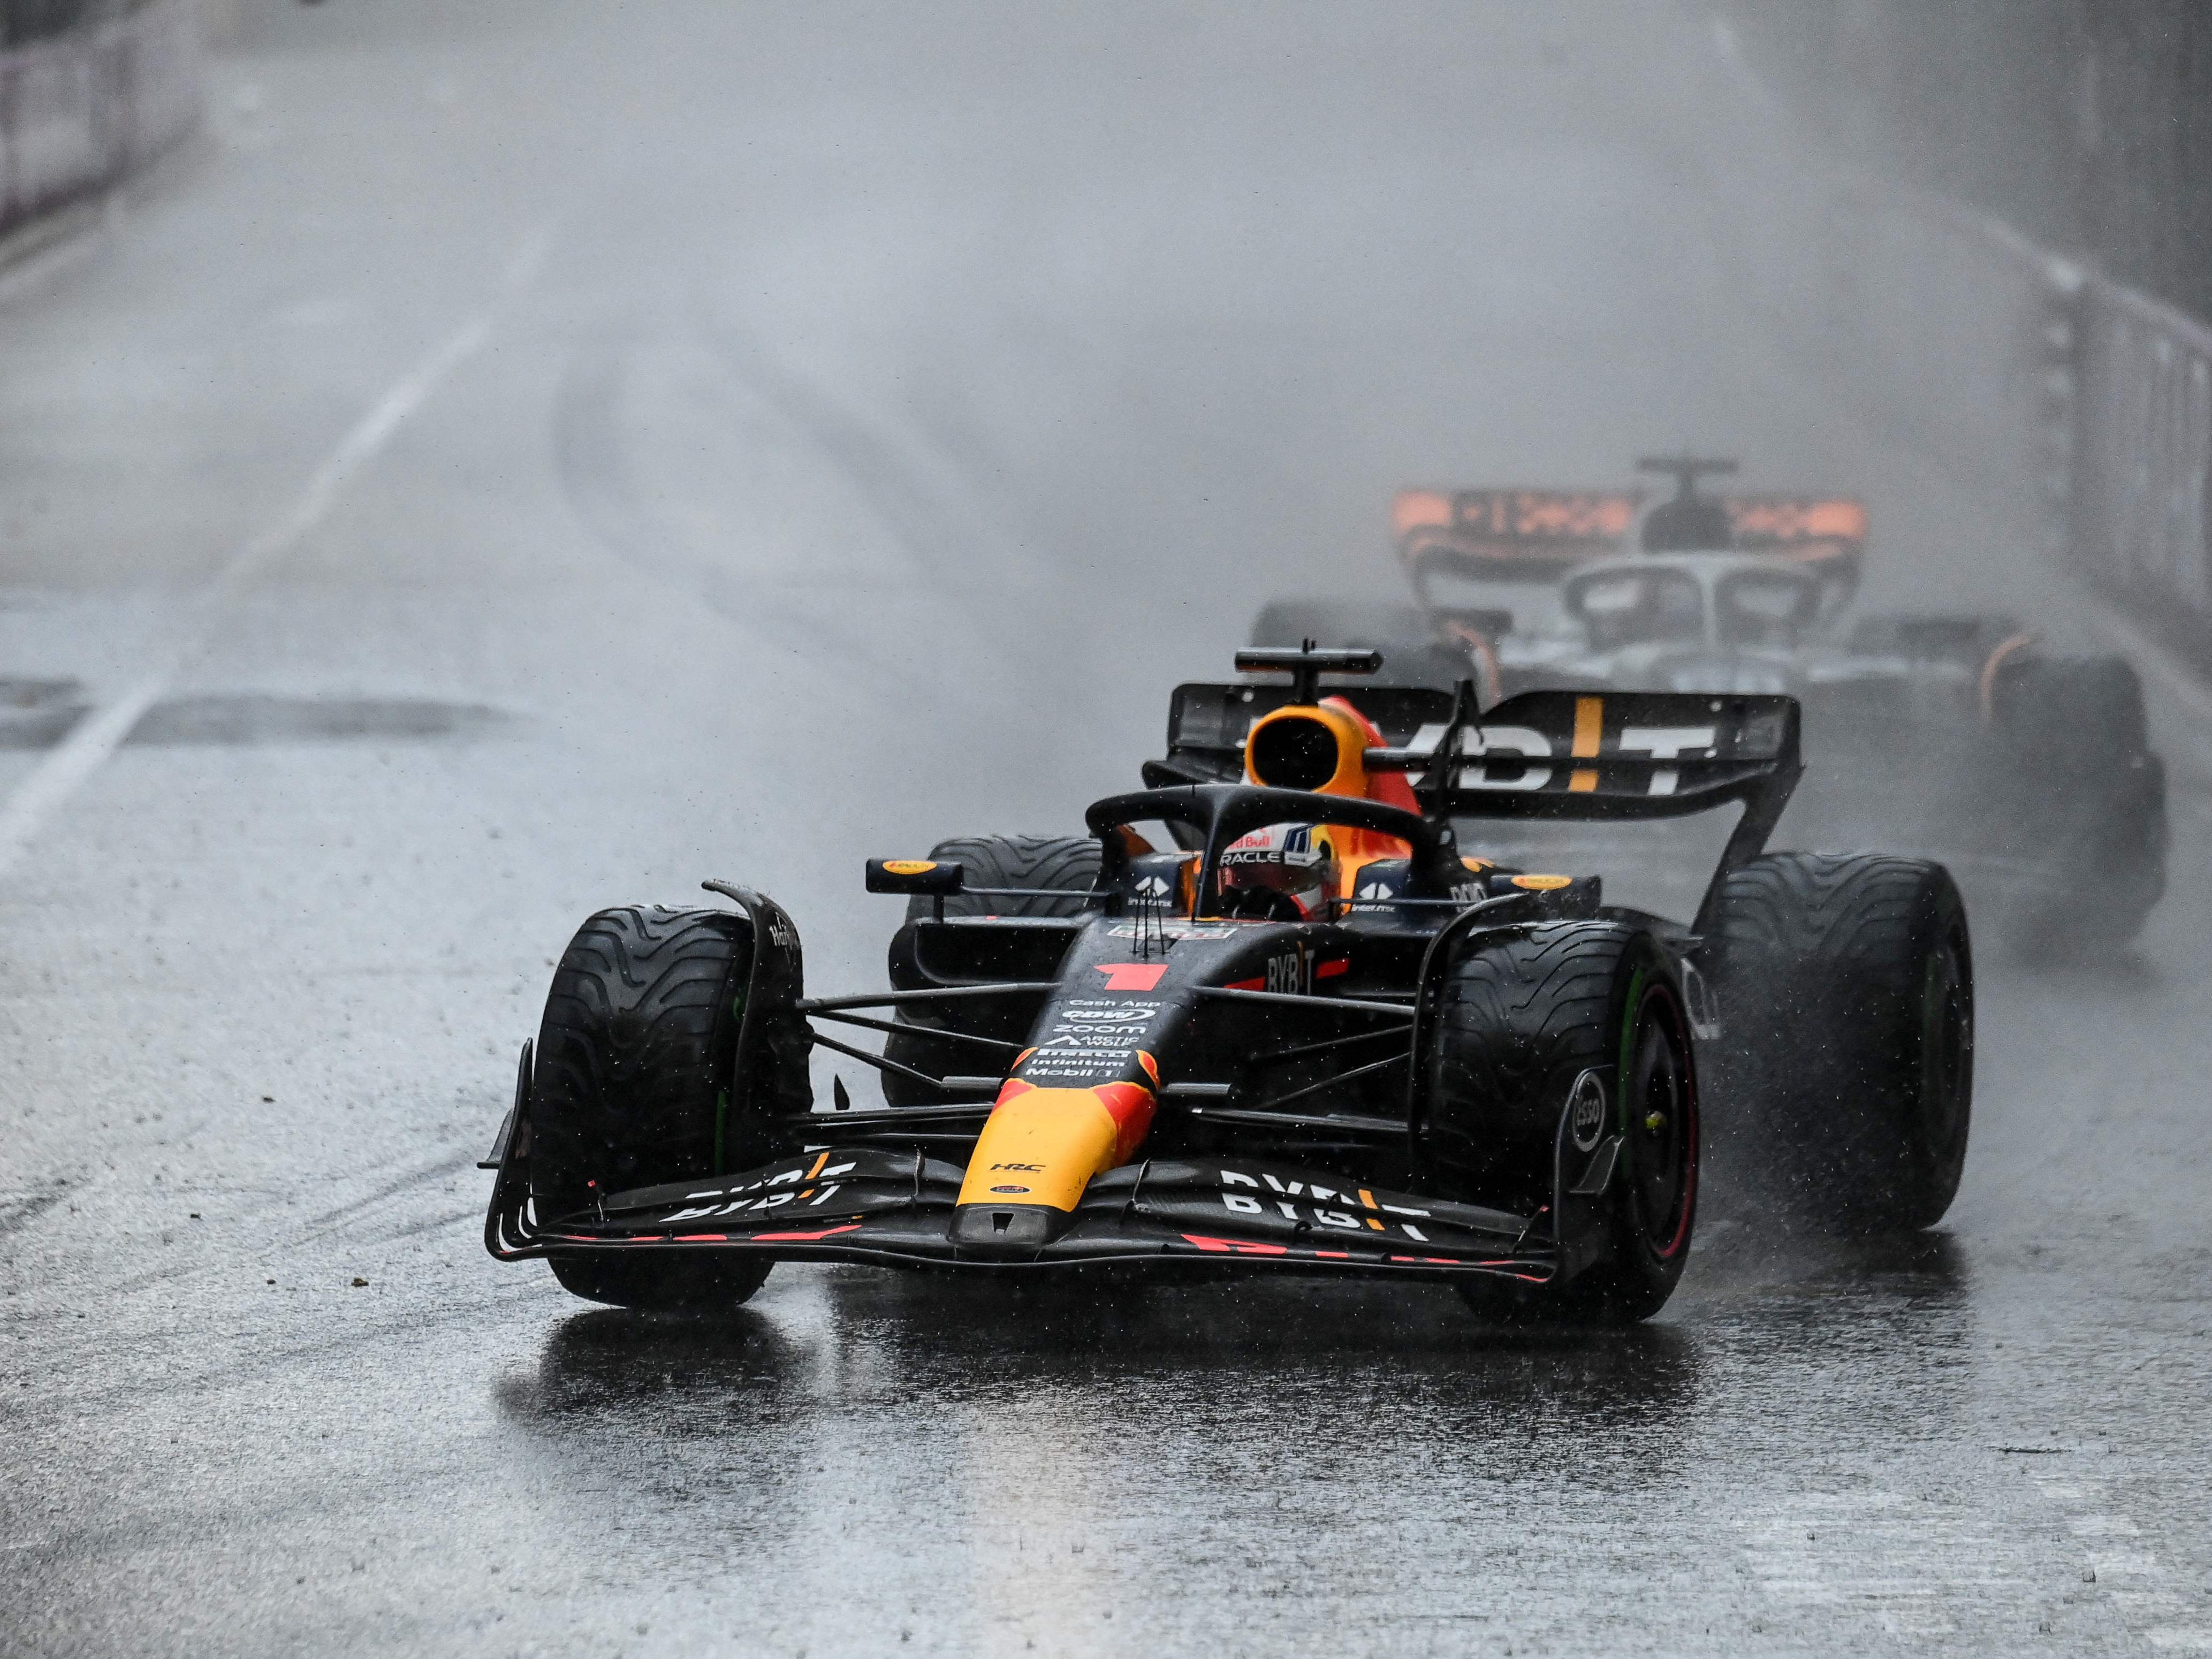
[1217,823,1337,922]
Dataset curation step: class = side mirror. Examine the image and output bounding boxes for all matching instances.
[865,858,966,897]
[867,858,966,923]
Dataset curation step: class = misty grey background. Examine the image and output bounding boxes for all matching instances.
[2,3,2208,1655]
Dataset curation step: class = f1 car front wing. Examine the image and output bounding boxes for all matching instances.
[485,1144,1557,1284]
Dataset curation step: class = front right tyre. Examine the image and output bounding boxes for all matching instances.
[879,833,1100,1106]
[1426,920,1699,1323]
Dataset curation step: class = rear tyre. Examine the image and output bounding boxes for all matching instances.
[1991,656,2167,951]
[1707,853,1973,1232]
[1428,923,1699,1323]
[880,835,1100,1106]
[530,905,774,1310]
[1989,655,2166,950]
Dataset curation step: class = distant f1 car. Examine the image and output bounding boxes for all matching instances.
[483,646,1973,1320]
[1255,457,2167,948]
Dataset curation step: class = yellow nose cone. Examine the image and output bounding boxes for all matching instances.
[956,1089,1123,1211]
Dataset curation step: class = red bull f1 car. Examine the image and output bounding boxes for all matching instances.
[1255,457,2166,949]
[483,646,1973,1321]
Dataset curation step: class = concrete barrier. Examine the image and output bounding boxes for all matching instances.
[0,0,201,241]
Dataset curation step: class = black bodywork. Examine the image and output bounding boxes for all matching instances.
[483,670,1795,1290]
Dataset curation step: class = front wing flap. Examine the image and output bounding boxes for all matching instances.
[488,1146,1554,1283]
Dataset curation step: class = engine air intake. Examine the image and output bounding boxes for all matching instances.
[1248,713,1342,791]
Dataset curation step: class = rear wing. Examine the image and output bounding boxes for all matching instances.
[1722,495,1867,604]
[1422,690,1800,824]
[1724,494,1867,559]
[1161,683,1798,817]
[1394,486,1867,590]
[1394,489,1642,579]
[1157,683,1802,928]
[1419,688,1801,931]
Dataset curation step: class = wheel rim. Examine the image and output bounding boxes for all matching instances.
[1625,988,1697,1262]
[1918,932,1972,1156]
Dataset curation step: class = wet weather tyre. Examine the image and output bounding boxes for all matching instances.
[529,905,772,1310]
[1990,656,2167,950]
[1707,853,1973,1232]
[880,835,1100,1105]
[901,834,1102,923]
[547,1250,770,1312]
[1427,923,1699,1323]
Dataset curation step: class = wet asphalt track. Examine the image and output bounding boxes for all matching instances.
[3,3,2211,1654]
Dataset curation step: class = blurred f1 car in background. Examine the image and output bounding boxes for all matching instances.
[485,645,1974,1320]
[1253,457,2167,950]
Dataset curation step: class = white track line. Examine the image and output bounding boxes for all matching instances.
[0,223,551,884]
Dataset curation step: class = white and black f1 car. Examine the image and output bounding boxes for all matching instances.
[483,647,1973,1321]
[1256,456,2167,948]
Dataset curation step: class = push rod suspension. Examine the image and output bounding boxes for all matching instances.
[795,983,1058,1014]
[805,1007,1024,1051]
[1194,985,1413,1018]
[810,1029,997,1095]
[1243,1050,1409,1116]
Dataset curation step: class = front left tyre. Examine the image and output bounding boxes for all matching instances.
[529,904,772,1310]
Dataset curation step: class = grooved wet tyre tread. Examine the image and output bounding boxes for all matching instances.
[1708,852,1972,1232]
[529,905,771,1311]
[1431,923,1632,1170]
[1430,922,1698,1323]
[904,834,1101,920]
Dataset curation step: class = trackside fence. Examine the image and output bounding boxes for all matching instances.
[2071,279,2212,657]
[1707,13,2212,674]
[0,0,200,242]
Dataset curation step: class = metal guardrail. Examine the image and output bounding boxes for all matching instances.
[0,0,199,241]
[1834,187,2212,668]
[1724,129,2212,674]
[1712,2,2212,675]
[2071,279,2212,657]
